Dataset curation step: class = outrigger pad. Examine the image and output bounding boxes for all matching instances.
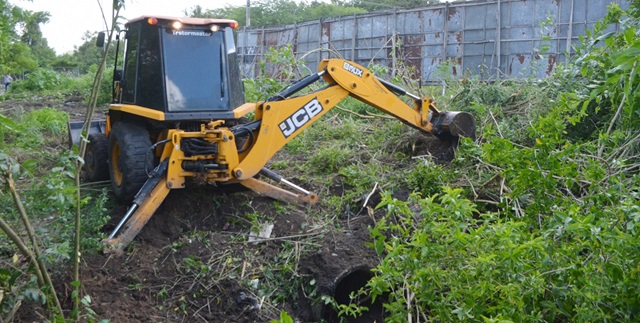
[67,120,106,148]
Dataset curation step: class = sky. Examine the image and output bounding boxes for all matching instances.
[9,0,249,55]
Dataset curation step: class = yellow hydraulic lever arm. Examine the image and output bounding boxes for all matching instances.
[232,59,475,180]
[319,59,436,132]
[320,59,474,139]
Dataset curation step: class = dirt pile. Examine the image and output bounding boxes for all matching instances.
[66,187,382,322]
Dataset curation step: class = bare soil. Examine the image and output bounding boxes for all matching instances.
[3,97,455,322]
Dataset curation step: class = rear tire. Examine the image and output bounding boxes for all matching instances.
[108,122,154,203]
[84,133,109,182]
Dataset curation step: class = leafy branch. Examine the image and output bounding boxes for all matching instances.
[0,163,63,319]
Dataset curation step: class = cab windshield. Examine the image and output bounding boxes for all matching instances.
[162,29,228,112]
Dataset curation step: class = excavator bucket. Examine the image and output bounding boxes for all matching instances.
[431,111,476,140]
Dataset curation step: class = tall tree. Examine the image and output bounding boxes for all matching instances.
[191,0,366,27]
[0,0,18,72]
[0,1,53,74]
[55,31,117,75]
[17,10,56,66]
[349,0,440,11]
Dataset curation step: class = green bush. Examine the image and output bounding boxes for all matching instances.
[365,186,640,322]
[0,107,68,150]
[92,65,116,105]
[11,69,63,93]
[244,45,309,102]
[7,66,113,105]
[308,145,353,174]
[404,162,452,197]
[340,4,640,322]
[0,110,110,318]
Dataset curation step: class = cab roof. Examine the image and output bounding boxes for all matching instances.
[126,15,238,27]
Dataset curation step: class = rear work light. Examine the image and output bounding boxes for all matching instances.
[172,21,183,30]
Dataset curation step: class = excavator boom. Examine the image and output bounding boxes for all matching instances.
[233,59,475,180]
[103,58,475,253]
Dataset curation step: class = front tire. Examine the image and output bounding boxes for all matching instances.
[84,133,109,182]
[108,122,154,202]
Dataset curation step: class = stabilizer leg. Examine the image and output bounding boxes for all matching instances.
[240,177,318,205]
[102,178,171,254]
[103,160,170,254]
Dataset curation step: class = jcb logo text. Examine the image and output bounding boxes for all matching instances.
[279,98,324,138]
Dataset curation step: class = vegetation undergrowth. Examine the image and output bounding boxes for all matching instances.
[328,3,640,322]
[6,65,114,106]
[0,107,110,321]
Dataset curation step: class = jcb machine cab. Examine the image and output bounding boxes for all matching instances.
[74,15,476,253]
[85,17,245,201]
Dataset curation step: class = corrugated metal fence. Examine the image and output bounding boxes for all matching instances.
[237,0,627,82]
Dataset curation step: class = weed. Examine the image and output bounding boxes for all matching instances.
[11,70,63,93]
[271,201,288,215]
[180,256,211,276]
[269,160,289,170]
[0,107,69,151]
[244,45,309,102]
[404,162,452,197]
[270,309,295,323]
[127,283,144,292]
[244,211,268,233]
[157,287,169,302]
[308,146,353,174]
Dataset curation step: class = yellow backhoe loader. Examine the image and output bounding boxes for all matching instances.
[69,16,476,254]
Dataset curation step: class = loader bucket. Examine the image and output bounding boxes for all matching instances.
[431,111,476,140]
[67,120,106,148]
